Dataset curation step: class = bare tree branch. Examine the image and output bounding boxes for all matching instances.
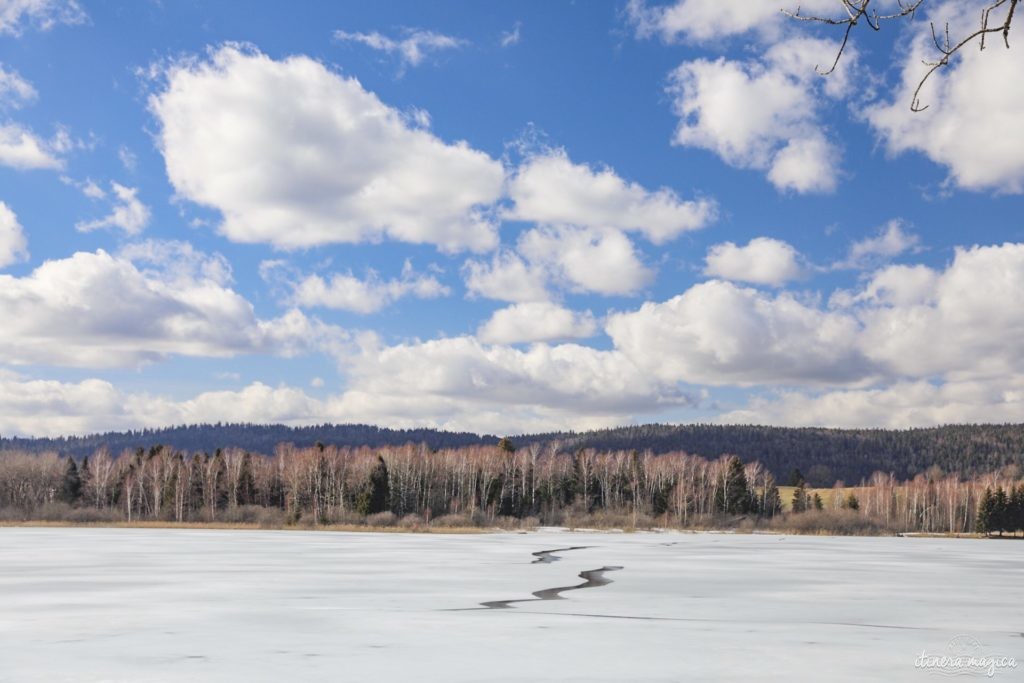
[784,0,1017,111]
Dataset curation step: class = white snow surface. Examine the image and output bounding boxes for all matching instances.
[0,528,1021,681]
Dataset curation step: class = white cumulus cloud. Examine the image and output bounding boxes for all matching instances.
[606,279,873,387]
[0,200,28,268]
[865,1,1024,193]
[0,242,345,368]
[149,45,504,252]
[626,0,836,43]
[268,259,450,314]
[462,251,550,303]
[477,302,597,345]
[517,224,654,296]
[506,148,716,243]
[0,123,63,170]
[667,37,850,193]
[332,333,693,432]
[704,237,804,286]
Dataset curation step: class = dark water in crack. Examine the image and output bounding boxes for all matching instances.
[479,565,624,610]
[531,546,591,564]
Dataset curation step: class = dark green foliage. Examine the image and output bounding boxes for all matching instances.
[1010,485,1024,534]
[652,481,672,516]
[788,468,806,487]
[497,437,516,453]
[812,493,824,511]
[792,483,808,513]
[715,456,750,514]
[844,492,860,511]
[0,423,496,460]
[59,457,81,504]
[993,487,1009,535]
[189,454,204,516]
[526,423,1024,484]
[356,455,390,516]
[977,488,995,535]
[237,452,255,506]
[78,456,91,498]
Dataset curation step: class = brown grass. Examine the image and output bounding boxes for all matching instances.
[776,485,874,512]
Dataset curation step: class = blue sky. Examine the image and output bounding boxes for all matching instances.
[1,0,1023,436]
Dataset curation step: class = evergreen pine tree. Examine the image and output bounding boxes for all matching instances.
[497,437,516,453]
[60,457,81,505]
[1011,484,1024,535]
[78,456,91,505]
[357,455,390,515]
[812,493,824,511]
[715,456,750,514]
[791,482,808,513]
[977,487,995,535]
[237,452,256,506]
[844,492,860,511]
[189,454,205,518]
[993,486,1009,536]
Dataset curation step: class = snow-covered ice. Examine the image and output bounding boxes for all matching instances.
[1,528,1021,681]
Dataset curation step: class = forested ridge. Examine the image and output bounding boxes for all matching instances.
[5,422,1024,485]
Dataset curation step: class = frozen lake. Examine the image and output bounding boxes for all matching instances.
[1,528,1021,681]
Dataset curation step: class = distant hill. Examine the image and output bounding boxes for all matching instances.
[0,423,494,460]
[4,422,1024,486]
[532,423,1024,485]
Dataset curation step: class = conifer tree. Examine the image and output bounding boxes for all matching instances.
[1010,484,1024,536]
[844,492,860,511]
[812,493,824,511]
[977,487,995,535]
[78,456,91,505]
[237,452,256,506]
[791,482,808,513]
[356,455,390,515]
[60,457,81,505]
[715,456,750,514]
[993,486,1009,536]
[189,454,205,518]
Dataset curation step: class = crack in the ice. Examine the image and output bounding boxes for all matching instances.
[531,546,591,564]
[480,566,624,609]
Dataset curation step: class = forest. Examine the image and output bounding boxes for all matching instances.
[6,422,1024,485]
[1,439,1021,536]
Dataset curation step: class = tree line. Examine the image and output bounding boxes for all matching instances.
[6,422,1024,486]
[1,440,1020,534]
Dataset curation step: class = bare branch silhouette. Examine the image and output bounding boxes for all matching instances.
[784,0,1018,110]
